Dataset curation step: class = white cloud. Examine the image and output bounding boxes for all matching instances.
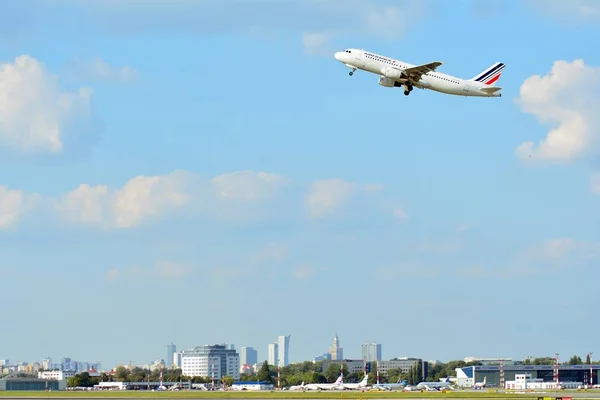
[300,1,425,57]
[306,179,355,218]
[70,58,138,83]
[0,186,38,230]
[293,264,315,280]
[418,238,464,254]
[392,207,408,221]
[211,171,288,201]
[3,170,395,230]
[515,59,600,162]
[522,238,600,265]
[107,261,193,281]
[302,32,334,56]
[10,1,425,57]
[210,266,251,280]
[56,170,290,228]
[106,268,120,281]
[253,243,289,264]
[591,173,600,194]
[57,170,192,228]
[363,183,384,193]
[375,263,440,281]
[0,55,94,153]
[529,0,600,23]
[155,261,193,278]
[457,223,470,233]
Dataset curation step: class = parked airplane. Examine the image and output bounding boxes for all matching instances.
[473,376,487,389]
[416,378,455,390]
[304,374,344,391]
[371,379,407,391]
[333,49,504,98]
[343,374,369,390]
[289,381,305,391]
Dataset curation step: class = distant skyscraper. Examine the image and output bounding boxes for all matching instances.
[277,335,290,367]
[173,352,182,368]
[362,342,382,362]
[167,342,176,367]
[240,347,258,366]
[268,343,279,365]
[329,332,343,361]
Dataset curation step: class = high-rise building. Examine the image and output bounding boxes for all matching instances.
[277,335,290,367]
[329,333,343,361]
[180,344,239,379]
[167,342,177,367]
[173,352,182,368]
[240,347,258,366]
[361,342,382,362]
[268,343,279,365]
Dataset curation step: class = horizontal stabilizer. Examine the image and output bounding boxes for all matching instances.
[479,86,502,94]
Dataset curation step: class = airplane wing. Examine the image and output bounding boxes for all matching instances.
[403,61,443,81]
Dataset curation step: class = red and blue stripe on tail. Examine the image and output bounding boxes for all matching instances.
[471,62,505,85]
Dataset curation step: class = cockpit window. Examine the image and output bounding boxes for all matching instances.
[345,50,351,53]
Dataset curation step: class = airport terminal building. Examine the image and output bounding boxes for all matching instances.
[455,364,599,388]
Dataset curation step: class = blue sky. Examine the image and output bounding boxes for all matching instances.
[1,0,600,369]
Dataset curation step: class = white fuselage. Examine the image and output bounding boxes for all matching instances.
[334,49,501,97]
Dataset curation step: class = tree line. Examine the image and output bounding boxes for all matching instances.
[65,354,595,388]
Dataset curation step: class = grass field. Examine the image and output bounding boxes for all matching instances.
[0,391,545,399]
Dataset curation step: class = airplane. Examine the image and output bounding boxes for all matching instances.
[333,48,504,98]
[304,374,344,391]
[473,376,487,389]
[289,381,305,391]
[342,374,369,390]
[416,378,455,391]
[371,379,407,391]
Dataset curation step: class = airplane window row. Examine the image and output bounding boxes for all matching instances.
[427,73,458,84]
[366,54,393,64]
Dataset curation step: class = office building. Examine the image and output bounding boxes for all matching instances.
[166,342,176,367]
[268,343,278,365]
[240,347,257,366]
[173,352,182,368]
[277,335,290,367]
[180,344,239,379]
[362,342,382,362]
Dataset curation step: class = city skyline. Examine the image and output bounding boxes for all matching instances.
[3,337,596,372]
[1,0,599,368]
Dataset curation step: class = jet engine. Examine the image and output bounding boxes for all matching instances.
[379,76,402,88]
[381,66,403,80]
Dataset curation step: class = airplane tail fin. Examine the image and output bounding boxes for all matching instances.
[470,62,505,86]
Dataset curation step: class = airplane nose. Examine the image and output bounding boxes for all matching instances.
[334,52,343,61]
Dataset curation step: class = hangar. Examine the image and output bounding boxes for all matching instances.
[455,364,599,388]
[0,377,66,391]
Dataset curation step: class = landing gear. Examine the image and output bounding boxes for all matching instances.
[349,68,356,76]
[404,90,410,96]
[404,82,414,96]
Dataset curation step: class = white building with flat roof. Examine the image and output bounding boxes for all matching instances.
[505,374,582,390]
[38,370,75,380]
[180,344,239,379]
[464,357,514,365]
